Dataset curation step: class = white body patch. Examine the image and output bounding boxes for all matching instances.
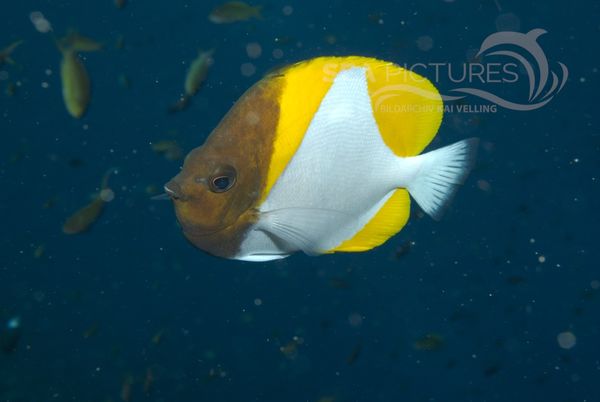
[236,67,410,261]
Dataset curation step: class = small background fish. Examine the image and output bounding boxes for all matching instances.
[209,1,262,23]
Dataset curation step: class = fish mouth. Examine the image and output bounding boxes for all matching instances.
[164,180,187,201]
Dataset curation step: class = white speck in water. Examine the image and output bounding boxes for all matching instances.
[100,188,115,202]
[557,331,576,349]
[416,35,434,51]
[241,62,256,77]
[246,42,262,59]
[272,48,284,59]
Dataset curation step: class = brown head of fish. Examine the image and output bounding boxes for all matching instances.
[165,76,281,258]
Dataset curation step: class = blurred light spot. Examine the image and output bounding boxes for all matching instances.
[495,12,520,32]
[282,5,293,16]
[246,42,262,59]
[30,11,53,33]
[241,62,256,77]
[100,188,115,202]
[477,179,491,192]
[272,48,284,59]
[557,331,576,350]
[348,313,363,327]
[416,35,434,51]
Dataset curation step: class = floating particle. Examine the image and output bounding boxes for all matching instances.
[246,42,262,59]
[416,35,434,51]
[477,179,491,192]
[241,62,256,77]
[557,331,576,350]
[348,313,363,327]
[282,5,293,16]
[30,11,53,33]
[33,290,46,302]
[99,188,115,202]
[272,48,283,59]
[253,298,262,306]
[495,12,521,32]
[538,255,546,263]
[33,244,45,259]
[118,73,131,89]
[41,81,49,88]
[324,34,337,45]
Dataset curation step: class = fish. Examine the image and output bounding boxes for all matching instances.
[209,1,262,24]
[0,39,24,66]
[0,316,22,354]
[56,32,101,118]
[184,49,213,96]
[346,342,362,365]
[164,56,479,261]
[151,140,183,161]
[59,31,103,52]
[120,374,134,402]
[62,168,116,234]
[5,81,16,97]
[167,95,191,114]
[414,333,445,351]
[143,367,155,395]
[114,0,127,9]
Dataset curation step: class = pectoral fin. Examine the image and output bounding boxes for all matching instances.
[256,207,351,256]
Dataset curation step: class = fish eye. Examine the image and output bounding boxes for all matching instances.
[208,165,237,193]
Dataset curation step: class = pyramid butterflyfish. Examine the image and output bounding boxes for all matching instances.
[164,56,479,261]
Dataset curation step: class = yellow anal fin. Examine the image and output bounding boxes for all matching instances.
[332,189,410,252]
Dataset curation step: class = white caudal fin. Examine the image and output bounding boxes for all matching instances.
[406,138,479,220]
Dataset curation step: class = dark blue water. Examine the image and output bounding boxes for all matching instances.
[1,1,598,401]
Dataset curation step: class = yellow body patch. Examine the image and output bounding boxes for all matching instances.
[333,189,411,252]
[260,58,335,202]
